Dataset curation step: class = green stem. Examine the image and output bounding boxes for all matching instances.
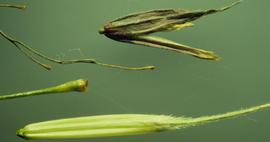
[0,30,155,71]
[0,4,27,10]
[187,102,270,127]
[0,79,88,100]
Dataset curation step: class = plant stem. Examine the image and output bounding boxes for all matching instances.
[16,102,270,139]
[0,79,88,100]
[189,102,270,126]
[0,4,27,10]
[0,30,155,71]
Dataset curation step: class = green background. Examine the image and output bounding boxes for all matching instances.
[1,0,269,142]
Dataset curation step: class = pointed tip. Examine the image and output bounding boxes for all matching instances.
[21,5,27,10]
[147,65,156,70]
[194,51,221,61]
[231,0,243,7]
[210,54,221,61]
[234,0,243,5]
[220,0,243,11]
[208,52,222,61]
[213,55,222,61]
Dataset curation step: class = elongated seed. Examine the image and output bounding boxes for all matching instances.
[17,102,270,139]
[100,1,241,60]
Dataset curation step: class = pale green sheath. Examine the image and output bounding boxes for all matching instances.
[17,101,270,139]
[0,79,88,100]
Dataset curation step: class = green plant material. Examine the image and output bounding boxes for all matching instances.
[17,102,269,139]
[0,30,155,71]
[99,1,241,60]
[0,4,27,10]
[0,79,88,100]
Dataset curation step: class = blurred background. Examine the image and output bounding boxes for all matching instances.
[0,0,269,142]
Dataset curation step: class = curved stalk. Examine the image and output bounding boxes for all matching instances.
[0,79,88,100]
[17,101,270,139]
[0,31,155,71]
